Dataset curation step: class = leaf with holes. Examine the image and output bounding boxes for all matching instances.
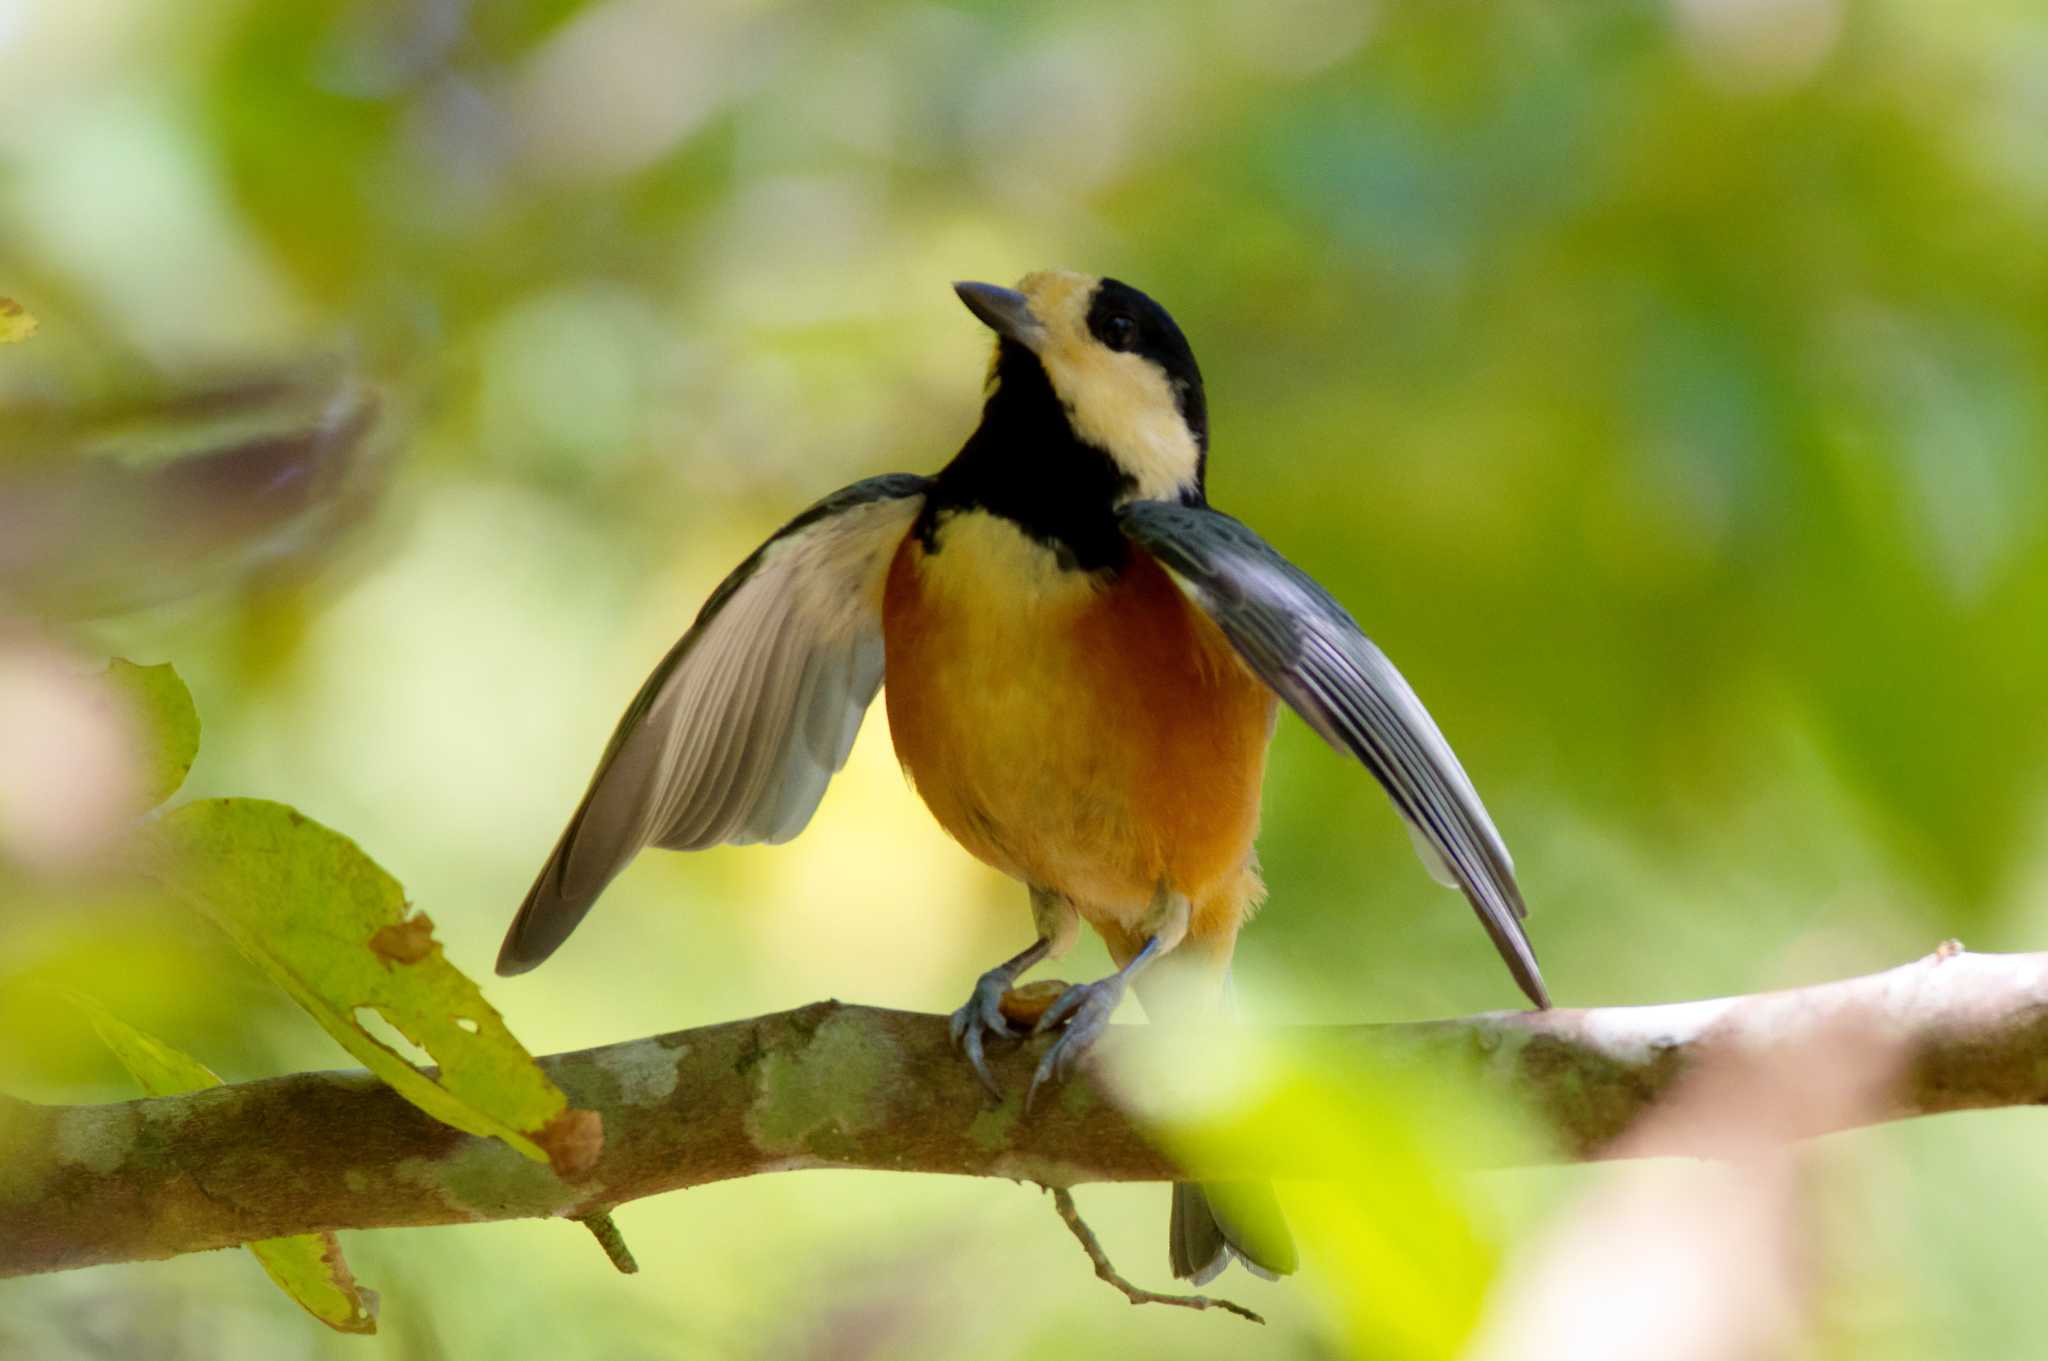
[103,659,201,811]
[143,798,601,1175]
[65,990,380,1334]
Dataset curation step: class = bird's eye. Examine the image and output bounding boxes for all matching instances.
[1102,314,1137,351]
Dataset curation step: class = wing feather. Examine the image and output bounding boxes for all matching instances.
[497,474,929,975]
[1119,500,1547,1008]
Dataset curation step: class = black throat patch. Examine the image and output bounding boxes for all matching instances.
[920,338,1135,574]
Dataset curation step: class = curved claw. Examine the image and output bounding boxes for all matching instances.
[950,966,1020,1100]
[1025,976,1126,1113]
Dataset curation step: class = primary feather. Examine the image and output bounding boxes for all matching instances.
[1117,499,1548,1009]
[496,474,929,975]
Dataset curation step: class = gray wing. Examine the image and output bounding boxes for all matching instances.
[498,474,930,975]
[1119,500,1547,1009]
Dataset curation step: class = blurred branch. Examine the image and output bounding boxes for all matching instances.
[5,945,2044,1278]
[0,367,386,617]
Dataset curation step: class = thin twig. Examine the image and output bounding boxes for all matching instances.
[577,1210,639,1274]
[1044,1186,1264,1325]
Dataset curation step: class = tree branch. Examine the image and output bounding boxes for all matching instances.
[6,946,2043,1279]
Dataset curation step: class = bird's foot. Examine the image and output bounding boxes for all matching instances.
[1027,973,1128,1113]
[950,965,1020,1100]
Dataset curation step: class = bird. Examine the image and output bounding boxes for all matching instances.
[495,269,1549,1286]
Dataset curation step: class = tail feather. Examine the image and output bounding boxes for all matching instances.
[1169,1181,1296,1286]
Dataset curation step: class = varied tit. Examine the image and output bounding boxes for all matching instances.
[496,270,1548,1286]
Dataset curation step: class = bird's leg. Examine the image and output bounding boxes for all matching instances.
[950,937,1049,1097]
[1028,888,1191,1112]
[951,887,1078,1099]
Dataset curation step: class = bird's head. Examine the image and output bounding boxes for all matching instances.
[953,270,1207,504]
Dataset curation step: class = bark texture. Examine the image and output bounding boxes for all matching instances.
[5,946,2044,1278]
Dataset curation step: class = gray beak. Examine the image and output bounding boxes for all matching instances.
[953,281,1043,348]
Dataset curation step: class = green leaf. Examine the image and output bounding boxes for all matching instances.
[104,660,201,811]
[1149,1037,1527,1361]
[246,1236,379,1336]
[144,798,600,1175]
[69,990,219,1093]
[64,990,379,1334]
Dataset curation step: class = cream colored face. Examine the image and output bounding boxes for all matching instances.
[1008,270,1205,504]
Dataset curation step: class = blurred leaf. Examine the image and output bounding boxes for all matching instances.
[103,660,200,811]
[144,798,599,1175]
[67,987,221,1093]
[0,634,150,868]
[1466,1006,1900,1361]
[0,897,296,1100]
[0,299,35,343]
[208,2,399,300]
[1150,1038,1530,1361]
[64,989,380,1334]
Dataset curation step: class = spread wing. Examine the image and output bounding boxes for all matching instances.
[1119,500,1547,1008]
[497,474,930,975]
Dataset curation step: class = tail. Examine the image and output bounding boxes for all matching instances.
[1138,954,1296,1284]
[1169,1181,1296,1286]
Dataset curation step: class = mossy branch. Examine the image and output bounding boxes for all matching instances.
[5,946,2045,1279]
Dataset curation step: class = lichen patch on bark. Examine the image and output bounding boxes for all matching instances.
[967,1102,1019,1151]
[745,1009,902,1156]
[601,1043,685,1108]
[55,1107,134,1174]
[401,1143,577,1221]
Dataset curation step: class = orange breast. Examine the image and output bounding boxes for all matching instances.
[880,511,1275,953]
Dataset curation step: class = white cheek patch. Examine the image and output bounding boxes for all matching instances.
[1047,348,1203,502]
[1011,268,1204,503]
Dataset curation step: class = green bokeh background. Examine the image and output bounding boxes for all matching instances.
[5,0,2048,1356]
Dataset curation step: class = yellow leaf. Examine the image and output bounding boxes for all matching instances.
[104,660,201,811]
[64,991,379,1334]
[247,1236,379,1336]
[0,298,34,343]
[70,990,217,1094]
[144,798,600,1175]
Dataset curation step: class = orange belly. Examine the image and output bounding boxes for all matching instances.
[881,511,1275,958]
